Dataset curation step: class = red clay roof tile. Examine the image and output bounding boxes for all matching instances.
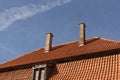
[0,37,120,69]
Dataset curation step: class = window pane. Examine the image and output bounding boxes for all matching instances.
[41,69,45,80]
[35,69,39,80]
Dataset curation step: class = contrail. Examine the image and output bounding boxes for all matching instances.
[0,0,72,31]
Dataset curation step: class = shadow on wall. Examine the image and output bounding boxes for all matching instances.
[47,65,59,79]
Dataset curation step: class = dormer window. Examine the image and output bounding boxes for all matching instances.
[32,64,47,80]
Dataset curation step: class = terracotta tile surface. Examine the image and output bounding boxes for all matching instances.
[0,54,119,80]
[0,38,120,69]
[118,54,120,79]
[49,54,118,80]
[0,37,120,80]
[0,68,32,80]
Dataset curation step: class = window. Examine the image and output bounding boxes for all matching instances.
[34,69,39,80]
[32,64,47,80]
[40,68,46,80]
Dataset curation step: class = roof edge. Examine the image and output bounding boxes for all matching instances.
[100,37,120,43]
[0,48,43,65]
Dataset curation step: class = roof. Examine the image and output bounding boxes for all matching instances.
[0,37,120,69]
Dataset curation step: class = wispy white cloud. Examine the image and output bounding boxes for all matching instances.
[0,0,72,31]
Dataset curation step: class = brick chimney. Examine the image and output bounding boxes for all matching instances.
[79,23,86,46]
[45,32,53,52]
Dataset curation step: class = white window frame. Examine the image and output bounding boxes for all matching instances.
[32,64,47,80]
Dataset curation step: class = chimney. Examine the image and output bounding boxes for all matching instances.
[45,32,53,52]
[79,23,86,46]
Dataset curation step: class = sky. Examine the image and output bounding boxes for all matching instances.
[0,0,120,63]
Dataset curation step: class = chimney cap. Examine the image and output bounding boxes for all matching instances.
[46,32,54,37]
[79,23,86,27]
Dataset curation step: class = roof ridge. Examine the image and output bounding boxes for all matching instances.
[0,37,100,65]
[1,48,42,65]
[1,37,120,69]
[100,38,120,43]
[52,40,78,47]
[52,37,100,47]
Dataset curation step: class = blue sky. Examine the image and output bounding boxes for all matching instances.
[0,0,120,63]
